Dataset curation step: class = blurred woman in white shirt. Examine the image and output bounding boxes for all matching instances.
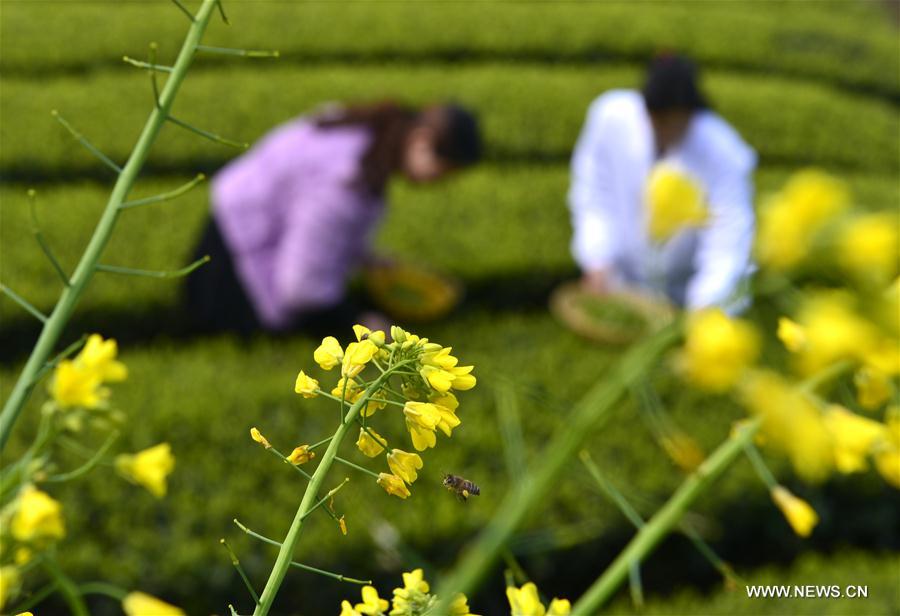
[569,54,756,313]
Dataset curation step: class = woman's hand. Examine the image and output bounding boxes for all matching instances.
[580,268,614,296]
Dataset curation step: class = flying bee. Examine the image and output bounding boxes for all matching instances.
[442,474,480,502]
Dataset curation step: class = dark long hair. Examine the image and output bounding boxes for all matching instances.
[316,101,481,194]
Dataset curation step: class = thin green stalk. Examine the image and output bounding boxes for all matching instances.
[0,283,48,323]
[95,255,209,279]
[234,520,371,585]
[79,581,128,601]
[334,455,380,478]
[7,581,58,614]
[120,173,205,208]
[42,430,119,483]
[433,325,680,611]
[571,418,762,614]
[743,441,778,489]
[43,556,89,616]
[0,0,221,452]
[252,363,410,615]
[221,538,260,605]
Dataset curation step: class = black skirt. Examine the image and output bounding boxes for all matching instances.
[183,218,261,336]
[182,217,362,336]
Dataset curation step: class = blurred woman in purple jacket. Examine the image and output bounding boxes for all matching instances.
[184,102,481,334]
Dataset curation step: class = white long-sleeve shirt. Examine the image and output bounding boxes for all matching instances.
[568,90,757,311]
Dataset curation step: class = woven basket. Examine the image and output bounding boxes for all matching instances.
[550,281,675,344]
[364,262,462,322]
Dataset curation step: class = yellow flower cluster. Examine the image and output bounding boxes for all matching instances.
[837,212,899,285]
[49,333,127,409]
[122,591,186,616]
[338,569,475,616]
[676,308,759,392]
[302,325,475,500]
[740,372,898,489]
[9,485,65,544]
[506,582,570,616]
[645,164,708,243]
[115,442,176,498]
[755,169,849,270]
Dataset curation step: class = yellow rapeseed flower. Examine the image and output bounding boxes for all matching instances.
[506,583,543,616]
[387,449,423,484]
[341,600,363,616]
[314,336,344,370]
[77,333,127,382]
[740,371,834,482]
[864,338,900,376]
[0,566,19,611]
[678,308,759,392]
[294,371,319,398]
[770,485,819,537]
[854,367,892,410]
[122,591,186,616]
[115,443,175,498]
[401,568,429,594]
[645,164,707,242]
[342,340,378,378]
[824,406,887,474]
[287,445,315,465]
[49,360,105,409]
[332,378,386,417]
[450,366,477,391]
[403,402,441,451]
[421,346,458,369]
[355,585,389,615]
[357,428,386,458]
[777,317,807,353]
[10,485,65,542]
[755,169,849,270]
[794,293,879,375]
[448,593,478,616]
[838,212,900,284]
[547,599,571,615]
[377,473,411,499]
[874,407,900,488]
[250,427,271,449]
[353,324,386,346]
[420,365,455,393]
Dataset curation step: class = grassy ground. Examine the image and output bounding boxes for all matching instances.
[1,2,899,615]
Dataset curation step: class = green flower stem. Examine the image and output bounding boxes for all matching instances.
[742,441,778,489]
[334,455,380,478]
[78,581,128,601]
[43,556,89,616]
[267,446,312,480]
[252,363,409,616]
[433,325,681,612]
[571,418,762,614]
[221,538,261,605]
[0,0,219,453]
[299,478,350,522]
[7,581,58,614]
[309,435,334,450]
[41,430,119,483]
[233,519,371,585]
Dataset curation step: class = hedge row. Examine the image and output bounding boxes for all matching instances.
[2,166,897,321]
[1,1,897,98]
[2,63,897,180]
[3,265,896,614]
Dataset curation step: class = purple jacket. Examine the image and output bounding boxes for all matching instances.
[212,118,384,330]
